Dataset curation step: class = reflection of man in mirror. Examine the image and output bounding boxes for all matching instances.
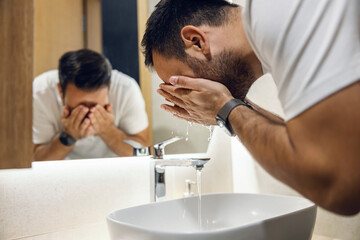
[33,49,149,160]
[142,0,360,215]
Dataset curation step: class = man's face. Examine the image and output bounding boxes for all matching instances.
[153,48,255,100]
[60,83,109,112]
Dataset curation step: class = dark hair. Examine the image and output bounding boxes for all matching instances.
[58,49,112,94]
[141,0,238,67]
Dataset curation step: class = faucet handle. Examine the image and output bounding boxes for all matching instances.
[153,136,183,159]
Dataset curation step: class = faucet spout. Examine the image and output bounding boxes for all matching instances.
[151,155,210,202]
[127,136,211,202]
[153,136,183,159]
[154,157,210,169]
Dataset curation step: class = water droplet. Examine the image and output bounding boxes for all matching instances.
[207,125,215,142]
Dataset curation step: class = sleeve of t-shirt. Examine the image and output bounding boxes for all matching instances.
[32,77,59,144]
[116,78,149,135]
[243,0,360,121]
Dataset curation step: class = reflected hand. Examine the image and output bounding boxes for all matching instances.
[157,76,234,126]
[61,105,93,140]
[88,104,115,136]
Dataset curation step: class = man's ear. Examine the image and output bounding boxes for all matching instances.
[181,26,211,58]
[57,83,64,99]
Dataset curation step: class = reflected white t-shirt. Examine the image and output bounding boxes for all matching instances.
[242,0,360,121]
[33,70,149,159]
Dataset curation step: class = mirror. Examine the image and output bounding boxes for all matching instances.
[32,0,211,161]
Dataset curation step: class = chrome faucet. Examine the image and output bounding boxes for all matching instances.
[124,136,210,202]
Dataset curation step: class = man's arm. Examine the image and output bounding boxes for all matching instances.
[99,126,149,157]
[159,77,360,215]
[88,104,150,157]
[33,134,74,161]
[33,105,92,161]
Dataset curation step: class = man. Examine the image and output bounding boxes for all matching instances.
[33,49,149,160]
[142,0,360,215]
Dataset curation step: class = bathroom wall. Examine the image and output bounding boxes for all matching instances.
[0,158,151,239]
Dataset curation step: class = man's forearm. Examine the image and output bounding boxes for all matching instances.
[246,98,285,125]
[229,106,332,205]
[99,125,147,157]
[33,134,74,161]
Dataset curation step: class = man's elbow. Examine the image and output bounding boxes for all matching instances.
[318,177,360,216]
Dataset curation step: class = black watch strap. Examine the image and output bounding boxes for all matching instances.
[216,99,252,136]
[59,132,76,146]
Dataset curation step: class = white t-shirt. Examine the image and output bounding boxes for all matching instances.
[242,0,360,121]
[33,70,149,159]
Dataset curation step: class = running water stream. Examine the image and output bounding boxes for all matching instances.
[197,169,202,230]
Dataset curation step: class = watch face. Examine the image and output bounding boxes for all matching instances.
[216,117,232,136]
[216,118,225,128]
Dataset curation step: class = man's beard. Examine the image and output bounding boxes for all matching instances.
[186,50,256,100]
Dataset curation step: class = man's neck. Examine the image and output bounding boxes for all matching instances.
[234,7,263,79]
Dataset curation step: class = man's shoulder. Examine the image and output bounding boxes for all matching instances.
[110,70,138,89]
[109,70,141,99]
[33,70,59,93]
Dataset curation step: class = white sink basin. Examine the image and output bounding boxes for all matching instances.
[107,193,316,240]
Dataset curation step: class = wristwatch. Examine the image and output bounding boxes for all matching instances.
[59,132,76,146]
[215,99,252,137]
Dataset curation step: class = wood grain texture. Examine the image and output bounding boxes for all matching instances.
[0,0,34,169]
[137,0,153,144]
[85,0,102,53]
[34,0,84,77]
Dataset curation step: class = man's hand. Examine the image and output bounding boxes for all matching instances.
[88,104,115,136]
[157,76,234,125]
[61,105,93,140]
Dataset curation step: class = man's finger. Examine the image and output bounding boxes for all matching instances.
[161,104,190,118]
[79,118,90,137]
[173,114,200,124]
[89,112,98,126]
[157,89,187,108]
[168,76,210,91]
[84,125,94,137]
[73,106,89,129]
[68,106,82,125]
[159,84,193,100]
[91,105,107,121]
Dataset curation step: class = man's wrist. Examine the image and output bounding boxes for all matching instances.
[228,104,252,133]
[216,98,252,136]
[59,132,76,146]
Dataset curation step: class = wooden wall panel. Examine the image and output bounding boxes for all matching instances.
[85,0,102,53]
[0,0,34,169]
[34,0,84,77]
[137,0,153,144]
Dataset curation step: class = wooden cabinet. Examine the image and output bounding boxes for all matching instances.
[0,0,34,169]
